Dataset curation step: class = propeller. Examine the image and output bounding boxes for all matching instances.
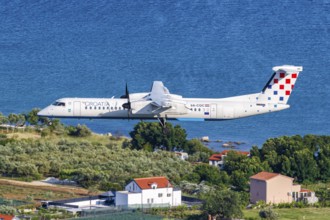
[121,83,131,118]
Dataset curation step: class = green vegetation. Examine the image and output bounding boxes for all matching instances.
[244,208,330,220]
[0,136,193,189]
[129,121,187,151]
[2,109,330,219]
[202,189,243,219]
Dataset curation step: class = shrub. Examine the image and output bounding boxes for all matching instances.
[259,207,279,220]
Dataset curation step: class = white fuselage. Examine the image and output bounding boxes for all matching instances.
[38,65,302,122]
[38,93,289,121]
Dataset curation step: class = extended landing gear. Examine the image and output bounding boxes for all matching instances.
[157,117,169,134]
[157,117,166,128]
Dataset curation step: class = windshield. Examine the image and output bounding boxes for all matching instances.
[52,101,66,107]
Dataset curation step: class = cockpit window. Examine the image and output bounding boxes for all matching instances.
[52,102,66,107]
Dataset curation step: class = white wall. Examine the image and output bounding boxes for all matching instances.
[141,188,174,205]
[173,190,181,206]
[66,199,106,207]
[116,188,182,207]
[116,191,142,206]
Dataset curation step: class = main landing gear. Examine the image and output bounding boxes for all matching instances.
[157,117,169,134]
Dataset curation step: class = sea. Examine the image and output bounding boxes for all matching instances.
[0,0,329,151]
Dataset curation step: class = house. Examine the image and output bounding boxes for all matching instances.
[250,171,318,204]
[209,150,250,168]
[115,176,181,209]
[0,214,19,220]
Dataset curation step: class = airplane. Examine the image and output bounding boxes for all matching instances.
[38,65,303,127]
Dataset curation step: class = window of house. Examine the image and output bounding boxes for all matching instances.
[90,106,92,110]
[167,193,171,197]
[103,107,105,110]
[111,107,113,110]
[99,107,101,110]
[94,106,97,110]
[85,106,88,110]
[151,198,154,203]
[147,199,150,203]
[115,107,117,110]
[158,193,163,197]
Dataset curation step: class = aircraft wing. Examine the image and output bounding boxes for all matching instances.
[149,81,172,108]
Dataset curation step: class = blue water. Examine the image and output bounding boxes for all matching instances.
[0,0,329,150]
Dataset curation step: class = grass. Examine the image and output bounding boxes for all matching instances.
[0,182,87,202]
[244,207,330,220]
[1,126,127,146]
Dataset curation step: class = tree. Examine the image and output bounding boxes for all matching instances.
[317,144,330,181]
[0,205,16,215]
[0,112,8,133]
[202,189,243,219]
[184,138,213,155]
[7,113,19,131]
[231,170,248,191]
[316,187,330,207]
[26,108,40,125]
[259,207,279,220]
[292,148,319,182]
[66,124,92,137]
[129,122,187,151]
[190,164,224,185]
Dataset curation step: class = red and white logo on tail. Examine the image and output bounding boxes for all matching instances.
[257,65,303,105]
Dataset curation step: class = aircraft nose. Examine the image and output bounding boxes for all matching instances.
[37,108,49,117]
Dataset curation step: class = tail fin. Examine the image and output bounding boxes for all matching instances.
[257,65,303,104]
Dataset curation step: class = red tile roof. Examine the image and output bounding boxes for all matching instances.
[209,150,250,161]
[250,171,281,181]
[300,188,312,193]
[209,153,223,161]
[134,176,172,190]
[0,214,15,220]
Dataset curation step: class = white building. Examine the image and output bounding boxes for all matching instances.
[115,176,181,208]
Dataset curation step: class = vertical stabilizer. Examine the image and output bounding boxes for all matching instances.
[257,65,303,104]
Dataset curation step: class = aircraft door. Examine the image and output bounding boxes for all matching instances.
[73,101,81,116]
[210,104,217,118]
